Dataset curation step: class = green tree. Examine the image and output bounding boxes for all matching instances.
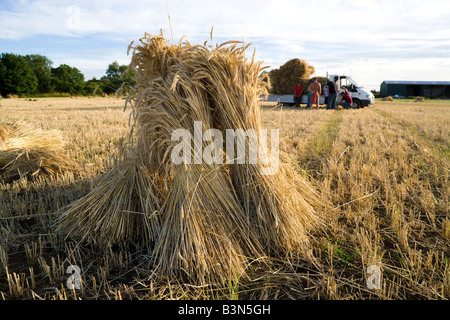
[25,54,53,93]
[83,77,103,96]
[101,61,136,94]
[119,64,136,92]
[105,61,121,79]
[51,64,85,95]
[0,53,38,96]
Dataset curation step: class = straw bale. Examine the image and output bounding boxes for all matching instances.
[268,58,315,94]
[415,96,425,102]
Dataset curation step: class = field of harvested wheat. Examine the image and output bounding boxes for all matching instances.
[0,97,448,300]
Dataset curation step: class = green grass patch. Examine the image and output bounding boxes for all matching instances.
[304,111,343,177]
[309,111,342,157]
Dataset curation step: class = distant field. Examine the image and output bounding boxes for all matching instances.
[0,97,448,300]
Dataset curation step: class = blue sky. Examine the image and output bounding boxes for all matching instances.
[1,0,449,91]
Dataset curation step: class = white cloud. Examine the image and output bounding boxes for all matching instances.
[2,0,449,45]
[1,0,449,89]
[0,0,169,39]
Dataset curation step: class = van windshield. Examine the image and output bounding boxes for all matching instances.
[340,77,358,89]
[348,77,361,88]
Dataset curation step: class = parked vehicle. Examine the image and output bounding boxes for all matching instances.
[263,74,375,108]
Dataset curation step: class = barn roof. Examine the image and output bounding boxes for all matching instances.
[382,80,450,85]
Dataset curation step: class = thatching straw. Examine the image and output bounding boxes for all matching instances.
[56,32,322,284]
[0,121,81,182]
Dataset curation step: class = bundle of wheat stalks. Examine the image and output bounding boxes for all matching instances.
[56,32,322,284]
[0,121,80,182]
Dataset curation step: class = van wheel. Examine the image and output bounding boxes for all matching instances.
[352,99,362,109]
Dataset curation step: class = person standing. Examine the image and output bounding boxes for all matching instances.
[327,76,339,110]
[310,78,321,110]
[293,82,303,108]
[306,79,313,109]
[323,83,329,107]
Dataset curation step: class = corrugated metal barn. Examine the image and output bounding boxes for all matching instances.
[380,81,450,99]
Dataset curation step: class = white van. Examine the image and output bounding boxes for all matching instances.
[263,74,375,108]
[331,75,375,108]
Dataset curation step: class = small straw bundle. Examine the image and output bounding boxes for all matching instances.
[0,121,81,182]
[56,32,322,284]
[1,121,64,150]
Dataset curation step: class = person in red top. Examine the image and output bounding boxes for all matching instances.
[293,82,303,108]
[339,88,353,109]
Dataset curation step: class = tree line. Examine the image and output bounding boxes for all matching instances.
[0,53,136,97]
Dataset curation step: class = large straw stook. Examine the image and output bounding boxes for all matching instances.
[56,33,322,284]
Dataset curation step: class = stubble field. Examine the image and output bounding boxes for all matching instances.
[0,97,448,300]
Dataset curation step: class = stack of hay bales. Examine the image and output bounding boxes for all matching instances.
[0,121,80,182]
[268,58,315,94]
[56,33,322,284]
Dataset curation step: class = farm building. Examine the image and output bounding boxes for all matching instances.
[380,81,450,99]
